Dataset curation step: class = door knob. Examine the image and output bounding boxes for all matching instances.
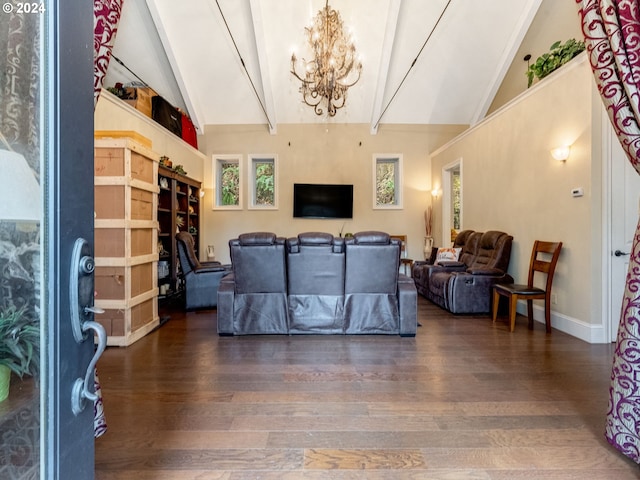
[614,250,630,257]
[69,238,107,415]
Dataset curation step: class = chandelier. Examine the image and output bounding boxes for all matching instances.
[290,0,362,117]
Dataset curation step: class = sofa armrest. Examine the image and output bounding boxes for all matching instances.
[466,267,504,276]
[446,272,514,314]
[397,279,417,337]
[428,263,467,275]
[201,260,222,267]
[217,276,235,335]
[435,260,465,268]
[193,264,227,274]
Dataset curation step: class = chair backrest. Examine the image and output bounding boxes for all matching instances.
[229,232,287,294]
[176,231,200,275]
[286,232,345,295]
[528,240,563,290]
[345,231,400,294]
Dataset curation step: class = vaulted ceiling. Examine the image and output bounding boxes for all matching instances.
[104,0,582,134]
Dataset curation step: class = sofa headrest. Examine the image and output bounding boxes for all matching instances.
[287,232,344,253]
[453,229,475,247]
[480,231,508,249]
[352,231,390,245]
[298,232,334,245]
[238,232,279,246]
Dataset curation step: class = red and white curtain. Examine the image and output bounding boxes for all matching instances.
[93,0,123,437]
[578,0,640,463]
[94,0,124,106]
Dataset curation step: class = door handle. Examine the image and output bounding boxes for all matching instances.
[614,250,631,257]
[69,238,107,415]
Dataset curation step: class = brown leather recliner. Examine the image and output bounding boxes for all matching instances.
[413,230,514,314]
[412,229,477,298]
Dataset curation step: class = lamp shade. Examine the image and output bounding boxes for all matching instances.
[551,146,571,161]
[0,149,40,221]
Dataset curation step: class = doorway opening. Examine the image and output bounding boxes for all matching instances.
[442,159,463,245]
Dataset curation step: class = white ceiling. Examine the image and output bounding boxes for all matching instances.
[105,0,577,134]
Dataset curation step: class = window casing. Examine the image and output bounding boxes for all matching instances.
[373,154,403,209]
[249,155,278,210]
[213,154,242,209]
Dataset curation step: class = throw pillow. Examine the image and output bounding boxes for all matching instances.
[435,247,462,264]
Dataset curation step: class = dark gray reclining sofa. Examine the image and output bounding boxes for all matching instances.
[412,230,513,314]
[217,231,417,336]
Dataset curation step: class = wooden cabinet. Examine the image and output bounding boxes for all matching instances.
[94,137,159,346]
[157,166,201,297]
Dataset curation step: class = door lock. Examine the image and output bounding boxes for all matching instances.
[69,238,107,415]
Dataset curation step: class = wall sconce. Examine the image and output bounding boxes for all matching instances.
[431,188,441,198]
[551,146,571,162]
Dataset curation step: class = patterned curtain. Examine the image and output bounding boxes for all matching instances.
[0,13,40,174]
[578,0,640,463]
[94,0,124,106]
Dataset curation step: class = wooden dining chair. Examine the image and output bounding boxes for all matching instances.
[492,240,562,333]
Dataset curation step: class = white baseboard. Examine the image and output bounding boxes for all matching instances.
[516,301,607,344]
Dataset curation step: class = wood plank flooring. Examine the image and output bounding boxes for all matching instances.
[94,297,640,479]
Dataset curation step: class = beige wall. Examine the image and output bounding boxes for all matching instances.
[431,55,603,339]
[200,123,465,264]
[95,58,606,341]
[489,0,584,114]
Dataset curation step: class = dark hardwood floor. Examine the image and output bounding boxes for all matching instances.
[94,296,640,479]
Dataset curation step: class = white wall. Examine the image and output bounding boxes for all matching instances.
[431,54,604,341]
[200,123,466,264]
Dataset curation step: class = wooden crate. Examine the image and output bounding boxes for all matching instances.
[94,137,160,347]
[94,227,155,258]
[96,296,158,347]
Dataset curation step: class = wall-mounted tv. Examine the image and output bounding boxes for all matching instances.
[293,183,353,219]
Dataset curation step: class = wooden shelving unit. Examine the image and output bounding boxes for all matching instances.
[157,165,201,297]
[94,137,160,347]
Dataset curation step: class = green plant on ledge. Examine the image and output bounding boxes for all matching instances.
[526,39,586,88]
[0,306,39,379]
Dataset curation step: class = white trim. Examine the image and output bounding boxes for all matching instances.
[248,154,278,210]
[369,0,402,134]
[515,302,608,344]
[602,108,614,343]
[470,0,544,124]
[212,154,243,210]
[373,154,403,209]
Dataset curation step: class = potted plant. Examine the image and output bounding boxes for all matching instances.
[0,306,39,402]
[526,39,586,87]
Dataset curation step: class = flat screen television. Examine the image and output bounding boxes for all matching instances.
[293,183,353,219]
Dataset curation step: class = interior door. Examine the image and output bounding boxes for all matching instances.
[44,1,98,477]
[609,121,640,342]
